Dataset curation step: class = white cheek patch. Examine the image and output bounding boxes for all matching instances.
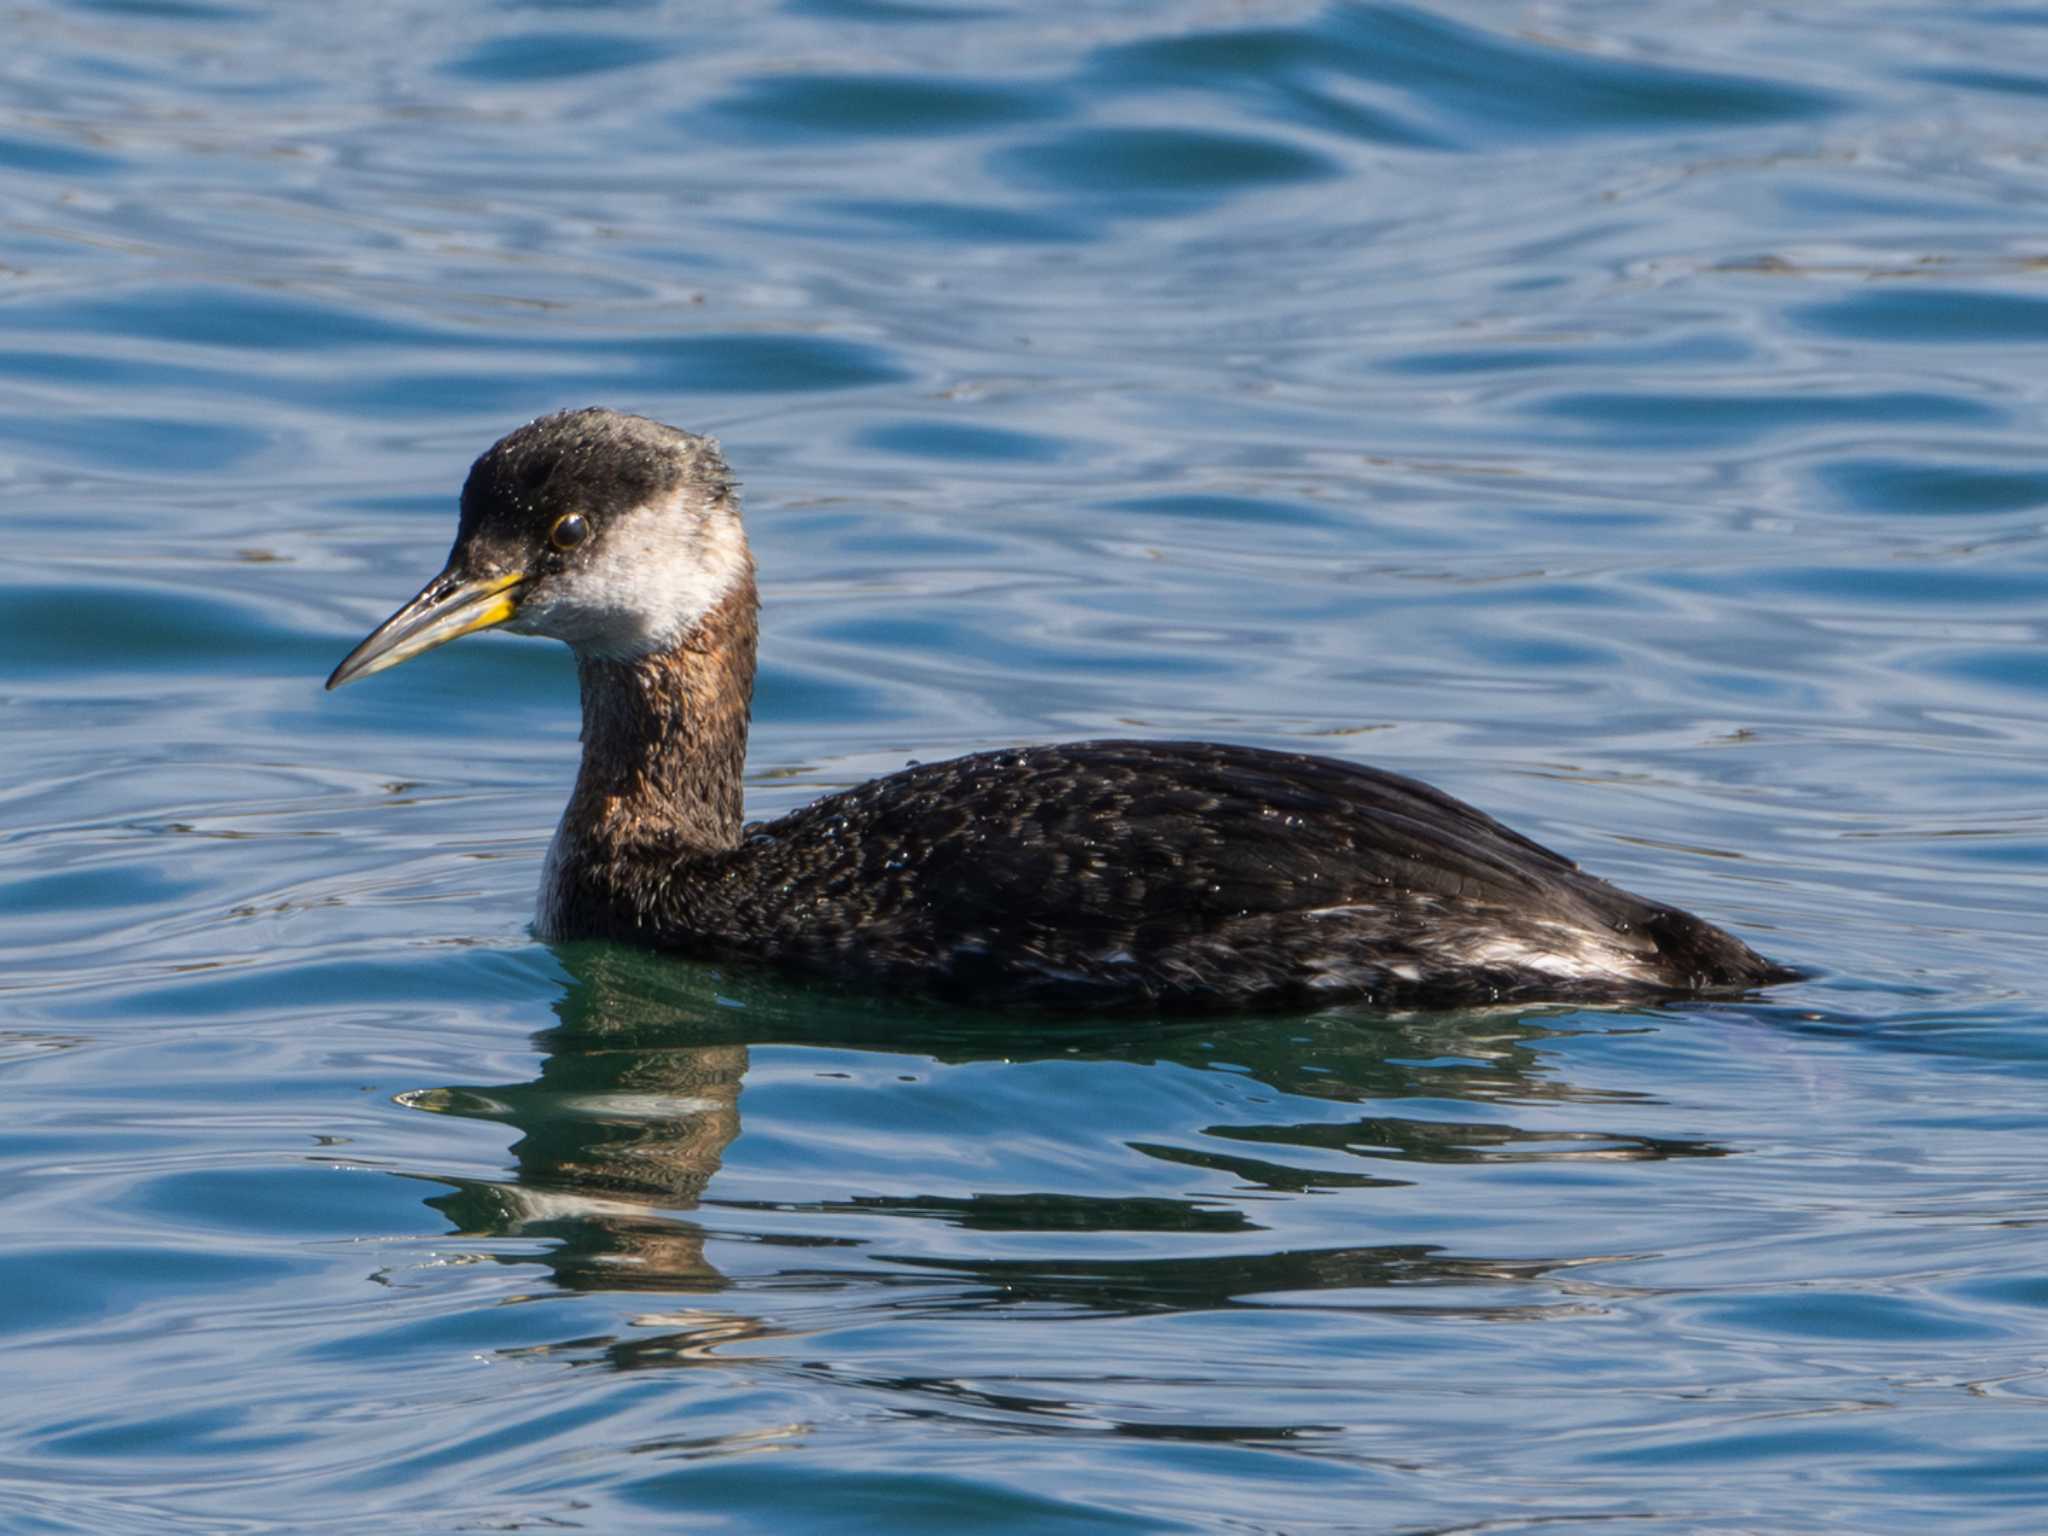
[511,494,750,659]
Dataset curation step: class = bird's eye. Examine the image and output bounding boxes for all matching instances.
[548,512,591,551]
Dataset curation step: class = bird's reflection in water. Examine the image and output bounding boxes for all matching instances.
[410,945,1734,1355]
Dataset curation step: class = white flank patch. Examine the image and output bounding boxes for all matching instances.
[510,490,751,660]
[1304,905,1656,984]
[1451,929,1654,982]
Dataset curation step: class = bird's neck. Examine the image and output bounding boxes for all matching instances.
[562,573,759,859]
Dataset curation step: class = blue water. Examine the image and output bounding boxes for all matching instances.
[5,2,2048,1530]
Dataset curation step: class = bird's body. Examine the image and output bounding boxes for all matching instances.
[544,735,1778,1012]
[329,408,1792,1013]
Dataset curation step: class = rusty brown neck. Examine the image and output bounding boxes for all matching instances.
[561,574,759,859]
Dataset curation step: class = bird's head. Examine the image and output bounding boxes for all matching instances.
[326,407,748,690]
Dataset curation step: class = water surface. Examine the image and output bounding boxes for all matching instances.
[4,2,2048,1532]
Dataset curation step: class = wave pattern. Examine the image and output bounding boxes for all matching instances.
[3,2,2048,1532]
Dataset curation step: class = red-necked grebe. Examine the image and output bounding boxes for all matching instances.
[327,407,1793,1012]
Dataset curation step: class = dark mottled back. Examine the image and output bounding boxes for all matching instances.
[551,736,1792,1013]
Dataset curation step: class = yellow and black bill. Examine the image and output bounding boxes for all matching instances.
[325,566,526,690]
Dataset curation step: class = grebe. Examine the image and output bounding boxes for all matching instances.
[327,408,1792,1012]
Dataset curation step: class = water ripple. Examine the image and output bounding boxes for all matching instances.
[2,1,2046,1532]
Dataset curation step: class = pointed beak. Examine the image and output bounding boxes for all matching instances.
[325,566,527,690]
